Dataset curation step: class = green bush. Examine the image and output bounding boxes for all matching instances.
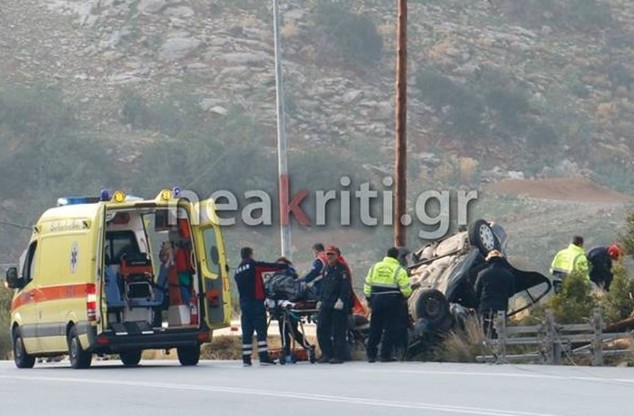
[619,210,634,257]
[527,122,558,147]
[567,0,613,29]
[0,286,12,359]
[315,2,383,67]
[600,264,634,323]
[548,272,598,324]
[0,85,76,140]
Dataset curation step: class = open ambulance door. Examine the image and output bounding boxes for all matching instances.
[191,199,232,330]
[93,203,107,332]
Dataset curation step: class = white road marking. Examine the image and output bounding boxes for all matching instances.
[0,374,563,416]
[356,368,634,385]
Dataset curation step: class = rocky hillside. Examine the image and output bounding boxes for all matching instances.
[1,0,634,271]
[1,0,633,178]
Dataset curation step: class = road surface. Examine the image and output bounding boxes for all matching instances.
[0,359,631,415]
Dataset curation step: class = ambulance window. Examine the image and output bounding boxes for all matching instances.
[21,242,38,283]
[105,231,140,263]
[203,229,220,267]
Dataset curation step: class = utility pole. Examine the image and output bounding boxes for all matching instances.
[273,0,292,258]
[394,0,408,248]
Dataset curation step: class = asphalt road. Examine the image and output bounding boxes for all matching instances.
[0,359,632,416]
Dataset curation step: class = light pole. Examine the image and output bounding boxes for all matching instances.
[273,0,292,258]
[394,0,408,248]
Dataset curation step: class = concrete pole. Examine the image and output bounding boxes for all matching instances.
[394,0,408,248]
[273,0,292,258]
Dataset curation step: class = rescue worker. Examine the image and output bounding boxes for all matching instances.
[475,250,515,338]
[364,247,412,363]
[234,247,288,367]
[298,243,328,297]
[316,245,351,364]
[550,236,590,293]
[587,243,624,292]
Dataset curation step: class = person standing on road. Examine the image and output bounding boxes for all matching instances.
[316,245,351,364]
[550,236,590,293]
[587,243,623,292]
[364,247,412,363]
[234,247,288,367]
[298,243,328,298]
[475,250,515,338]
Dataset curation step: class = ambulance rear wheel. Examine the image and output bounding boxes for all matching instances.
[177,344,200,366]
[13,328,35,369]
[68,326,92,369]
[120,350,143,367]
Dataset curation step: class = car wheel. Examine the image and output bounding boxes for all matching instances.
[177,344,200,366]
[468,219,500,255]
[411,288,451,324]
[68,326,92,369]
[120,350,143,367]
[13,328,36,369]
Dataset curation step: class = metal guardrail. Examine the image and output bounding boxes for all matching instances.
[477,308,633,365]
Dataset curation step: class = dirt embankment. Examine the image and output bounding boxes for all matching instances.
[488,177,632,204]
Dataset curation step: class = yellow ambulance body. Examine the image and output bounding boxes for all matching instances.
[6,190,232,369]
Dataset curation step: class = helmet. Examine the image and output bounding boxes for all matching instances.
[485,249,502,261]
[608,244,624,260]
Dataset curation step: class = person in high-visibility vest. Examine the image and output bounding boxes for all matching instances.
[550,236,589,293]
[364,247,412,363]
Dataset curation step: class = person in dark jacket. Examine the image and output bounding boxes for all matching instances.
[234,247,288,367]
[316,245,351,364]
[587,243,623,292]
[475,250,515,338]
[298,243,327,297]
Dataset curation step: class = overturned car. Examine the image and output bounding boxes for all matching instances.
[405,219,552,354]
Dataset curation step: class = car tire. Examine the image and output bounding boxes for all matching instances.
[68,326,92,369]
[13,328,36,369]
[468,219,500,256]
[177,344,200,366]
[411,288,450,324]
[120,350,143,367]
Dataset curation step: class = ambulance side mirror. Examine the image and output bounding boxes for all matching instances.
[5,267,22,289]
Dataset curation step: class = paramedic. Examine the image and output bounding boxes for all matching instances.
[298,243,328,297]
[364,247,412,363]
[234,247,288,367]
[317,246,351,364]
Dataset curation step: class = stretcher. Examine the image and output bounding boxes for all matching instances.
[267,300,318,364]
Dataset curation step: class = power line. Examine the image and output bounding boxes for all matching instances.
[0,220,32,231]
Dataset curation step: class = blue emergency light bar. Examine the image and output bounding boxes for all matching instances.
[57,196,102,207]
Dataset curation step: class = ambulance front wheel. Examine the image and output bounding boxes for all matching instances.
[177,344,200,366]
[12,328,35,369]
[68,326,92,369]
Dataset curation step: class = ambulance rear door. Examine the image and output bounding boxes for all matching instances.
[190,199,231,329]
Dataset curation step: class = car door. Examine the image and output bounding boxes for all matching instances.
[190,200,232,329]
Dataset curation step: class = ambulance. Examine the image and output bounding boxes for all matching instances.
[5,189,232,369]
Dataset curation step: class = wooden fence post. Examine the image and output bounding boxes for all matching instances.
[544,309,560,364]
[591,307,604,366]
[495,310,507,362]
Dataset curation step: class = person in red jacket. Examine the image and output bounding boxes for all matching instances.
[234,247,288,367]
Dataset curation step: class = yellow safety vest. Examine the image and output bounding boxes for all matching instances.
[364,257,412,297]
[550,244,589,280]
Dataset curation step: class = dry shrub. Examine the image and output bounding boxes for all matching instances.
[459,157,479,183]
[281,23,299,39]
[435,315,487,362]
[202,335,242,360]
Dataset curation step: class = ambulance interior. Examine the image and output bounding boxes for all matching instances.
[103,207,199,333]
